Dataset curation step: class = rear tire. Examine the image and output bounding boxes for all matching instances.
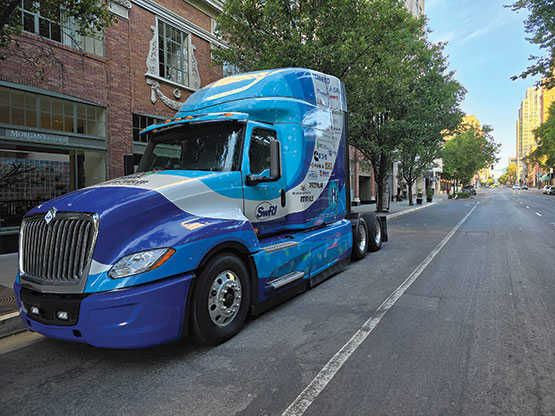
[191,253,250,345]
[363,213,383,252]
[351,217,369,260]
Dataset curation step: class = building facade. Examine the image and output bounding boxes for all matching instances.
[515,86,551,186]
[0,0,225,252]
[405,0,425,18]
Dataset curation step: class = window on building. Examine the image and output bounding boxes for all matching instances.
[18,0,104,56]
[133,114,165,143]
[158,20,189,86]
[223,62,241,77]
[0,86,106,137]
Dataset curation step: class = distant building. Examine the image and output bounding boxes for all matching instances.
[516,87,543,186]
[405,0,425,18]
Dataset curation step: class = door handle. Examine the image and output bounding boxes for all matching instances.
[281,189,286,207]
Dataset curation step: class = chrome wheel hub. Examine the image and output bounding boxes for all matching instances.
[208,270,242,327]
[358,222,367,252]
[375,220,381,245]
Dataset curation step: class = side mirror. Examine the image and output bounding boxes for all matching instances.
[246,141,281,186]
[123,154,135,176]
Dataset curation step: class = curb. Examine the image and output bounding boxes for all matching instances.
[384,198,446,219]
[0,311,25,339]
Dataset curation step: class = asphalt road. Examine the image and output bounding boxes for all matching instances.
[1,189,554,416]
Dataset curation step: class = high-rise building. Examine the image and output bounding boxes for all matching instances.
[516,87,542,184]
[405,0,425,17]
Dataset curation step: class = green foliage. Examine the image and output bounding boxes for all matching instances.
[486,178,495,186]
[498,173,512,185]
[215,0,459,211]
[527,101,555,167]
[507,0,554,88]
[396,41,465,203]
[213,0,374,76]
[455,191,471,199]
[1,0,116,50]
[442,126,500,185]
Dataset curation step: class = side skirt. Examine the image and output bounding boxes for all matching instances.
[309,257,350,288]
[249,257,350,317]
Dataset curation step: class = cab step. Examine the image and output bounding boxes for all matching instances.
[266,271,305,289]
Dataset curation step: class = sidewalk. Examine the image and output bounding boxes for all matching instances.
[352,193,448,217]
[0,253,23,338]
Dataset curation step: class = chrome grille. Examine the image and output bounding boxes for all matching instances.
[20,213,98,285]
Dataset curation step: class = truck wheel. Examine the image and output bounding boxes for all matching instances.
[351,217,369,260]
[191,253,251,345]
[363,213,383,252]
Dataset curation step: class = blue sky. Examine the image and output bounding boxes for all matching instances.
[425,0,543,170]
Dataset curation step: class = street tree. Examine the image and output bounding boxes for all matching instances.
[442,126,500,192]
[214,0,442,212]
[507,0,554,88]
[507,163,518,183]
[0,0,115,51]
[527,101,555,167]
[396,42,465,205]
[498,173,509,185]
[346,3,441,211]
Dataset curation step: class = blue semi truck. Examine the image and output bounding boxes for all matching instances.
[14,68,385,348]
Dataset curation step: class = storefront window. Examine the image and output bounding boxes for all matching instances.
[0,148,106,236]
[0,86,106,137]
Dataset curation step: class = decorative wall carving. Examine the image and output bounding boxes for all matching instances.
[146,79,183,110]
[146,25,159,77]
[145,24,201,110]
[189,43,201,90]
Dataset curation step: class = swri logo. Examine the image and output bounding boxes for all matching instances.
[256,202,277,219]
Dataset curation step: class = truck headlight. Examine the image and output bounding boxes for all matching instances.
[109,248,175,279]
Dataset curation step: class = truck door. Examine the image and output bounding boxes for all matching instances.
[243,123,286,236]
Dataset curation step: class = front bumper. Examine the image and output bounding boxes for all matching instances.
[14,273,194,349]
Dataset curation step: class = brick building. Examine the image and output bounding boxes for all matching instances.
[0,0,226,252]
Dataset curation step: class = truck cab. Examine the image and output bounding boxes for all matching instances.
[14,68,383,348]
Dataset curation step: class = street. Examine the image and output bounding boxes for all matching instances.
[1,189,554,416]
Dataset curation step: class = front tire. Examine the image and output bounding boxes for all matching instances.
[191,253,251,345]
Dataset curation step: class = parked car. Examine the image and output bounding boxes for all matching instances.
[548,186,555,195]
[521,184,528,190]
[543,185,551,194]
[463,185,476,195]
[512,184,521,190]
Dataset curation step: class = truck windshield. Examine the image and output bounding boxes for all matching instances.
[138,121,244,172]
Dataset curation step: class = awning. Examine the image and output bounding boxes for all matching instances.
[541,174,551,181]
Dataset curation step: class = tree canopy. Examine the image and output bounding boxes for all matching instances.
[213,0,466,211]
[442,126,500,186]
[396,42,465,205]
[527,101,555,167]
[507,0,554,88]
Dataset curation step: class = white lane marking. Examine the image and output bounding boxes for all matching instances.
[526,206,530,209]
[0,331,43,355]
[282,202,480,416]
[536,212,542,217]
[0,312,19,322]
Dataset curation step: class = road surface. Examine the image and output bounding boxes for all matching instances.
[1,189,554,416]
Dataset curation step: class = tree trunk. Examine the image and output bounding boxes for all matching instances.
[373,151,389,212]
[408,182,413,206]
